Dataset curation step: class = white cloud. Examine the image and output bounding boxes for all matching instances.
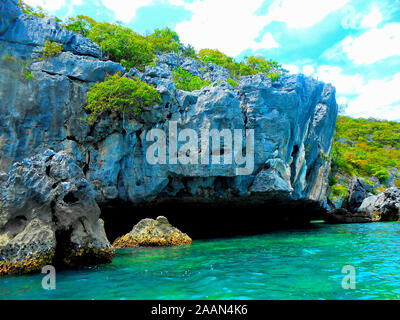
[337,96,348,105]
[265,0,350,29]
[346,73,400,121]
[250,32,279,51]
[340,23,400,64]
[315,65,364,95]
[175,0,268,56]
[341,5,382,30]
[302,65,315,76]
[24,0,66,11]
[101,0,154,23]
[282,64,299,74]
[360,6,382,28]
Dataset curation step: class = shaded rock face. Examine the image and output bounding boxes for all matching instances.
[357,188,400,222]
[113,216,192,248]
[0,150,114,276]
[324,208,375,224]
[342,177,373,212]
[325,177,398,224]
[1,0,338,230]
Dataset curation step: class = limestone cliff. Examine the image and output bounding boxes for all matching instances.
[0,0,338,212]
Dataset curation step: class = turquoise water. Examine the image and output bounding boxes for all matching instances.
[1,222,400,300]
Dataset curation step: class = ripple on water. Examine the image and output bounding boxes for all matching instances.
[1,222,400,299]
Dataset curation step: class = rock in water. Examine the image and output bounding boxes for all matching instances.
[357,188,400,222]
[113,216,192,248]
[0,150,114,276]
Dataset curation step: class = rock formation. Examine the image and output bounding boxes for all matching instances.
[357,188,400,222]
[325,177,375,223]
[0,150,114,276]
[342,177,374,212]
[0,0,339,274]
[326,177,400,223]
[0,0,338,208]
[113,216,192,248]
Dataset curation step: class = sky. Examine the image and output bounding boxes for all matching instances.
[24,0,400,121]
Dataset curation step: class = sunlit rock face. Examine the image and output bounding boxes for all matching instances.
[0,0,338,212]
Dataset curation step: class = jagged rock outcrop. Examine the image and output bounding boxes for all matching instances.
[326,177,375,223]
[357,188,400,222]
[342,177,373,212]
[113,216,192,248]
[0,150,114,276]
[326,179,400,223]
[1,0,338,248]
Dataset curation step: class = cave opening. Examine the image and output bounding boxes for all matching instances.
[100,197,326,243]
[63,192,79,204]
[53,228,73,269]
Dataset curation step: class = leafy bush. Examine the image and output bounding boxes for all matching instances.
[87,23,154,71]
[18,0,48,18]
[198,49,235,70]
[328,176,338,187]
[172,67,211,91]
[227,78,239,88]
[147,27,181,54]
[42,40,63,59]
[85,24,188,71]
[198,49,286,81]
[331,184,348,200]
[61,15,96,37]
[84,73,162,125]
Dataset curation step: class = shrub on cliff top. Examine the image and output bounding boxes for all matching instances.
[63,15,190,71]
[198,49,287,81]
[172,67,211,92]
[18,0,48,18]
[87,23,155,71]
[61,15,96,37]
[84,73,162,125]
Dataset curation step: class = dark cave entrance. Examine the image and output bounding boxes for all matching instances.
[100,198,326,243]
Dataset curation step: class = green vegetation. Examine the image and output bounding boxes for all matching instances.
[42,40,63,59]
[84,73,161,125]
[330,184,348,201]
[19,0,286,85]
[2,53,35,80]
[18,0,47,18]
[197,49,287,81]
[332,116,400,183]
[61,15,97,37]
[172,67,212,91]
[227,78,239,88]
[87,22,155,70]
[62,16,192,71]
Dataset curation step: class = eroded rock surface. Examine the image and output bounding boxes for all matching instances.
[342,177,373,212]
[113,216,192,248]
[326,177,400,223]
[357,188,400,222]
[0,150,114,276]
[0,0,340,269]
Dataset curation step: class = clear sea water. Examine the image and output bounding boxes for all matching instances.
[1,222,400,300]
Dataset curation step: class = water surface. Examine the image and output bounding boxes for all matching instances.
[1,223,400,300]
